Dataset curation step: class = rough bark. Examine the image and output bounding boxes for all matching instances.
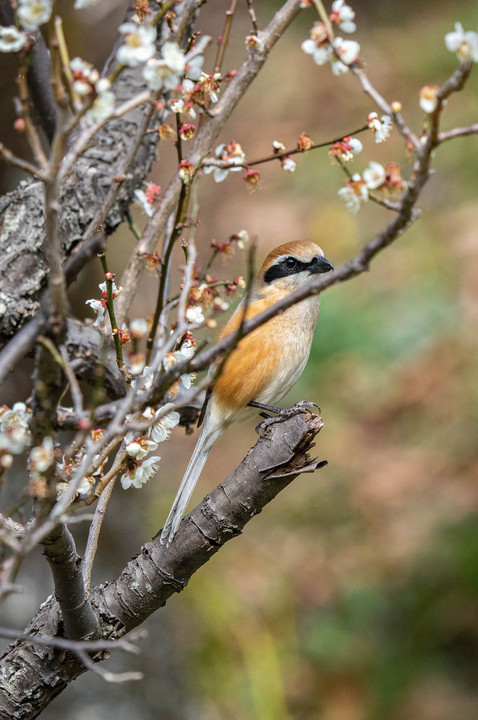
[0,0,176,346]
[0,412,325,719]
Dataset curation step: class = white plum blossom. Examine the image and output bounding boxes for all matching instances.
[56,474,94,498]
[338,174,368,215]
[348,137,363,155]
[445,22,478,63]
[163,342,197,390]
[0,402,31,457]
[170,95,197,119]
[367,112,393,143]
[85,298,106,327]
[1,454,13,469]
[329,136,362,163]
[121,455,160,489]
[124,441,142,458]
[143,59,175,91]
[273,140,286,152]
[186,305,205,324]
[30,436,54,474]
[99,279,121,296]
[169,98,185,115]
[182,74,219,106]
[116,22,156,68]
[419,85,440,114]
[178,339,196,360]
[281,157,297,172]
[331,1,356,33]
[185,53,204,80]
[0,26,28,53]
[302,37,333,66]
[125,434,158,460]
[214,297,229,312]
[131,365,155,395]
[332,37,360,73]
[129,355,146,376]
[162,42,186,75]
[203,165,228,183]
[95,78,111,95]
[203,141,246,183]
[246,34,265,53]
[235,229,249,249]
[178,372,195,390]
[149,404,180,444]
[56,451,107,497]
[134,189,153,217]
[363,161,386,190]
[18,0,52,32]
[77,476,94,495]
[130,318,149,339]
[1,402,30,433]
[75,0,102,8]
[142,42,186,91]
[70,57,98,95]
[0,426,28,456]
[70,57,92,74]
[83,80,115,126]
[302,23,359,74]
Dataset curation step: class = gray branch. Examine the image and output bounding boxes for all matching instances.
[0,412,324,719]
[0,0,199,347]
[41,524,99,641]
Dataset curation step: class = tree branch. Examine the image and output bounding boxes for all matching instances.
[41,524,99,641]
[0,412,323,718]
[116,0,302,323]
[0,0,192,347]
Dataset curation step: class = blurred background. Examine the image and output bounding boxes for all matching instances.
[1,1,478,718]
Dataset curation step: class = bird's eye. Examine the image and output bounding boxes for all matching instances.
[284,257,296,269]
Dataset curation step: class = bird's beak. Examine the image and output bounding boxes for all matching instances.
[309,256,334,274]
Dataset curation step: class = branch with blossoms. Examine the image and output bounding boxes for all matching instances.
[0,0,478,716]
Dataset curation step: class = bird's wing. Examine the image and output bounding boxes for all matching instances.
[197,386,211,428]
[213,295,287,409]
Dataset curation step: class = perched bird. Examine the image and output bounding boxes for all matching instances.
[161,240,333,543]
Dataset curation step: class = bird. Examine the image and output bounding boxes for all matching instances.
[160,240,333,544]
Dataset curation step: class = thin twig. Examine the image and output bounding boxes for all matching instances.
[214,0,239,75]
[146,182,191,363]
[438,123,478,142]
[0,143,46,180]
[201,123,370,171]
[16,62,48,169]
[246,0,259,34]
[58,91,153,183]
[116,0,303,325]
[83,476,117,591]
[351,66,421,152]
[75,649,144,683]
[427,61,473,146]
[0,625,145,653]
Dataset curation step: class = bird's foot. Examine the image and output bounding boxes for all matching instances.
[253,400,320,434]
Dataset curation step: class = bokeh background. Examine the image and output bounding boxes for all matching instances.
[1,1,478,718]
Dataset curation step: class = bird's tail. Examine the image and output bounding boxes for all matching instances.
[160,426,213,545]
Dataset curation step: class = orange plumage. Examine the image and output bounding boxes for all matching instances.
[161,240,333,543]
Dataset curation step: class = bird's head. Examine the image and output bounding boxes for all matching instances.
[256,240,333,295]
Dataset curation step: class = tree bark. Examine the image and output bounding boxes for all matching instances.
[0,0,202,347]
[0,412,324,719]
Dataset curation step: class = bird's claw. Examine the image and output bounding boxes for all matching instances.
[255,400,321,434]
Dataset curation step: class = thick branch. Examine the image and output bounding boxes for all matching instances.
[41,524,99,640]
[0,412,323,719]
[0,0,198,347]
